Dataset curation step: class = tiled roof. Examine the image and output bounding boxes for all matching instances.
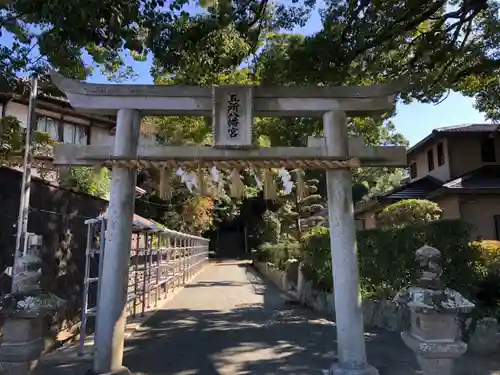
[381,176,443,200]
[408,123,497,156]
[434,123,498,133]
[350,166,500,216]
[349,176,443,215]
[443,165,500,189]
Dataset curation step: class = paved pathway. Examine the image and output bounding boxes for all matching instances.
[35,261,500,375]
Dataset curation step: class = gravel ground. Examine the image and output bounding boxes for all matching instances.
[33,261,500,375]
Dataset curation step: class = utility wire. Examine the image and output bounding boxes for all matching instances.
[28,206,95,221]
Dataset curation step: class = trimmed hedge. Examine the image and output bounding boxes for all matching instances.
[301,220,483,300]
[474,240,500,269]
[259,219,500,316]
[377,199,443,228]
[254,241,301,270]
[258,220,500,320]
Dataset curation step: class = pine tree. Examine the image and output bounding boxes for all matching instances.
[280,175,325,242]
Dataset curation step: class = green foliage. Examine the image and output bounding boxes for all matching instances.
[8,0,500,251]
[299,226,333,291]
[256,4,500,107]
[257,210,281,244]
[301,220,481,299]
[377,199,443,228]
[278,173,325,241]
[135,177,217,234]
[257,222,500,318]
[470,240,500,316]
[4,0,498,119]
[474,240,500,270]
[59,167,111,199]
[0,116,53,165]
[357,168,407,201]
[1,0,312,86]
[180,195,214,235]
[0,116,24,158]
[257,241,301,270]
[212,194,241,225]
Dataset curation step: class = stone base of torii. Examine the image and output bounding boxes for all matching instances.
[49,74,407,375]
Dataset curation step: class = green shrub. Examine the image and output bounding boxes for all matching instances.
[300,226,332,290]
[258,210,281,244]
[59,166,111,198]
[471,240,500,317]
[474,240,500,270]
[377,199,442,229]
[302,219,481,299]
[258,241,301,270]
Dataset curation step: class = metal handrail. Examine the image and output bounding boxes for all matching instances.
[79,217,209,357]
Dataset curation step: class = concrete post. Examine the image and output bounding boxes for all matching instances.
[323,111,378,375]
[93,109,141,375]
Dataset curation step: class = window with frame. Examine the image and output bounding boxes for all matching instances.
[36,117,58,141]
[481,138,496,162]
[427,149,434,171]
[437,142,445,166]
[63,122,88,144]
[410,163,417,179]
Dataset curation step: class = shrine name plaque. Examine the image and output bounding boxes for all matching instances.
[213,86,253,148]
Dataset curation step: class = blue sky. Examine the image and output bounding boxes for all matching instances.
[3,4,489,146]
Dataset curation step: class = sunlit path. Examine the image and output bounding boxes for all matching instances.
[34,262,500,375]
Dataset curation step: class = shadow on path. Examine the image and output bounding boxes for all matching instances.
[33,263,500,375]
[122,264,411,375]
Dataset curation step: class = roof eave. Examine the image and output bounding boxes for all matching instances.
[354,196,396,215]
[426,187,448,199]
[407,130,440,158]
[428,187,500,198]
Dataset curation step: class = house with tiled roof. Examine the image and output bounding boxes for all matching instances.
[355,123,500,240]
[0,87,154,196]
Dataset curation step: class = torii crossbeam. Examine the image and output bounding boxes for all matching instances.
[51,73,406,375]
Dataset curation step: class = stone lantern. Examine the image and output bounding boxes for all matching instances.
[0,233,65,375]
[394,245,475,375]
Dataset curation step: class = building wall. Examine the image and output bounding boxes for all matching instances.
[357,196,461,231]
[408,138,451,182]
[459,196,500,240]
[90,126,156,147]
[363,212,377,229]
[90,126,114,146]
[2,100,156,147]
[447,135,500,179]
[2,101,29,128]
[434,195,461,220]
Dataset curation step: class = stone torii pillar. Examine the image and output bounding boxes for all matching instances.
[323,111,376,375]
[94,109,141,375]
[49,73,406,375]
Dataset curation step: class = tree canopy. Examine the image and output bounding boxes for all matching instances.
[3,0,499,234]
[3,0,500,115]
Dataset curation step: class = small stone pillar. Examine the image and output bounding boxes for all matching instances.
[394,245,474,375]
[0,233,65,375]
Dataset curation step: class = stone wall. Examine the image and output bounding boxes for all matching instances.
[254,261,499,354]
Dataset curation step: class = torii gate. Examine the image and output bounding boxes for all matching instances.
[50,74,406,375]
